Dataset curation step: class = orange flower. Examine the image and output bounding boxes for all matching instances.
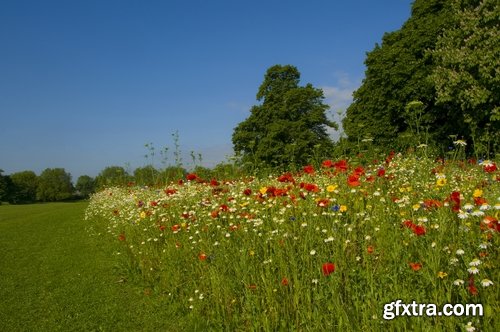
[367,245,374,254]
[198,252,207,261]
[281,277,289,286]
[118,233,126,241]
[409,262,422,271]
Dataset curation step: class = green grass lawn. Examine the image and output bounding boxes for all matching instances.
[0,202,202,332]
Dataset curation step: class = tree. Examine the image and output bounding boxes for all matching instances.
[75,175,96,199]
[430,0,499,156]
[233,65,336,169]
[9,170,38,204]
[95,166,131,188]
[36,168,74,202]
[133,166,160,186]
[0,170,14,204]
[343,0,454,151]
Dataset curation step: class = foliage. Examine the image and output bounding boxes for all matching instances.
[86,153,499,331]
[0,170,14,204]
[430,0,500,157]
[75,175,96,199]
[95,166,132,189]
[36,168,74,202]
[9,170,38,204]
[233,65,337,170]
[133,166,160,186]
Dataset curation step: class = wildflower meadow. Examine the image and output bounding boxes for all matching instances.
[85,153,499,331]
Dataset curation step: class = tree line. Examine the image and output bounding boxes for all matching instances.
[0,163,241,205]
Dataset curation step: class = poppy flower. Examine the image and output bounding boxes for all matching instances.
[281,277,289,286]
[347,174,361,187]
[198,252,207,261]
[377,168,386,177]
[303,165,315,174]
[210,179,219,186]
[334,160,348,172]
[483,162,497,173]
[367,245,374,254]
[118,233,126,241]
[409,262,422,271]
[243,188,252,196]
[278,172,295,183]
[322,262,335,276]
[316,198,329,207]
[322,160,333,168]
[413,225,426,236]
[186,173,198,181]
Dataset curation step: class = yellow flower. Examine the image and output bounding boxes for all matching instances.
[436,178,447,187]
[259,187,267,195]
[339,205,347,212]
[140,211,146,219]
[437,271,448,279]
[473,189,483,198]
[412,203,421,211]
[326,185,337,192]
[249,250,255,256]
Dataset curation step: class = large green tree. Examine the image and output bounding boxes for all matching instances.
[431,0,499,156]
[95,166,131,188]
[75,175,96,198]
[343,0,454,150]
[0,170,14,204]
[233,65,336,168]
[36,168,74,202]
[9,170,38,204]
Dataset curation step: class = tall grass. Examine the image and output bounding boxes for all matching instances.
[86,154,500,331]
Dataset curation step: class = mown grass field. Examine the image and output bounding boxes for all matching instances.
[0,202,204,332]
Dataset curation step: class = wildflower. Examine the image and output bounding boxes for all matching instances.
[367,245,374,254]
[456,249,465,255]
[437,271,448,279]
[469,259,481,266]
[453,279,464,286]
[473,189,483,198]
[347,174,361,187]
[465,322,475,332]
[140,211,146,219]
[481,279,493,287]
[322,262,335,276]
[312,278,319,284]
[339,205,347,213]
[118,233,126,241]
[281,277,289,286]
[323,236,334,243]
[467,267,479,274]
[310,249,316,256]
[409,262,422,271]
[186,173,198,181]
[436,178,447,187]
[326,185,337,192]
[481,160,497,173]
[303,165,315,174]
[198,252,207,261]
[453,139,467,147]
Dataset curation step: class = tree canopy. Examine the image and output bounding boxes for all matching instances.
[232,65,336,169]
[36,168,74,202]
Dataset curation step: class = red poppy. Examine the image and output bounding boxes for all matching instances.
[367,245,374,254]
[409,262,422,271]
[353,166,365,176]
[118,233,126,241]
[281,277,289,286]
[210,178,220,186]
[322,160,333,168]
[211,210,219,218]
[159,225,166,231]
[186,173,197,181]
[278,172,295,183]
[347,174,361,187]
[322,262,335,276]
[449,191,461,212]
[198,252,207,261]
[413,225,426,236]
[483,162,497,173]
[164,188,177,195]
[243,188,252,196]
[377,168,386,177]
[171,224,180,232]
[301,182,319,192]
[334,160,348,172]
[474,197,487,206]
[303,165,315,174]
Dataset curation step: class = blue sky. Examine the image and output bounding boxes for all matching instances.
[0,0,413,180]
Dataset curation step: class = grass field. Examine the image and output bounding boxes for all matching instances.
[0,202,205,332]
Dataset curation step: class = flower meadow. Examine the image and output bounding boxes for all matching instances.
[85,154,499,331]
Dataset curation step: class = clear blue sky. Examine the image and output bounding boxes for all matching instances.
[0,0,413,181]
